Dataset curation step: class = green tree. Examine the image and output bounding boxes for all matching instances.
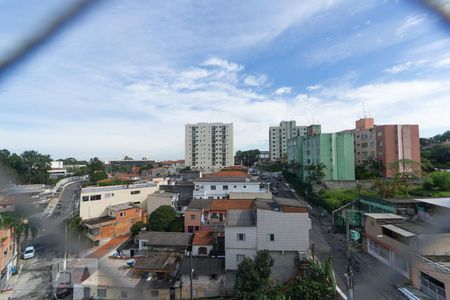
[423,171,450,191]
[390,159,421,197]
[90,171,108,182]
[235,149,261,167]
[68,216,84,234]
[87,157,105,175]
[148,205,178,231]
[306,163,327,184]
[130,221,146,236]
[235,250,274,300]
[20,150,52,184]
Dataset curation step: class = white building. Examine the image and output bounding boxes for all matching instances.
[79,182,160,220]
[193,177,267,199]
[225,198,311,282]
[269,121,307,161]
[185,123,234,172]
[146,191,178,215]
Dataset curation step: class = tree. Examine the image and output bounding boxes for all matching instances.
[235,250,274,300]
[390,159,421,197]
[68,216,84,234]
[306,163,327,184]
[130,221,146,236]
[286,258,336,300]
[90,171,108,182]
[235,149,261,167]
[87,157,105,175]
[423,171,450,191]
[148,205,178,231]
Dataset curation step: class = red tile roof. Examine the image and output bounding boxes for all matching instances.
[85,234,130,259]
[192,231,215,245]
[210,199,254,211]
[206,170,248,178]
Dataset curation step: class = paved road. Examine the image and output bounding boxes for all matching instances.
[7,181,81,300]
[261,172,407,300]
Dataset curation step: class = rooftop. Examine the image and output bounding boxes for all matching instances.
[83,215,115,227]
[108,202,140,212]
[135,231,192,248]
[192,231,215,245]
[147,191,178,198]
[415,197,450,209]
[186,199,212,210]
[179,257,224,276]
[81,182,156,193]
[81,258,142,288]
[205,170,248,178]
[226,210,255,227]
[210,199,254,211]
[274,197,310,208]
[364,213,404,220]
[194,177,259,183]
[134,251,181,273]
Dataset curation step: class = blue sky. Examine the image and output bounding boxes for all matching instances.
[1,0,450,160]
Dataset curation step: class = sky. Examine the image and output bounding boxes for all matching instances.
[0,0,450,161]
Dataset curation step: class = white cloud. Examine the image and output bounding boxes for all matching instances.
[202,57,243,72]
[243,74,268,87]
[383,61,415,74]
[396,15,424,36]
[274,86,292,95]
[307,84,322,91]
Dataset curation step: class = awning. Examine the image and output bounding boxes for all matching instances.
[382,224,415,237]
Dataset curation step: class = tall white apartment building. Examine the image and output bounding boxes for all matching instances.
[269,121,307,161]
[185,123,234,172]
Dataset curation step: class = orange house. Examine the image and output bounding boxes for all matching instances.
[84,202,143,246]
[0,227,15,289]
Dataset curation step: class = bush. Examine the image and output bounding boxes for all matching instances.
[148,205,179,231]
[423,171,450,191]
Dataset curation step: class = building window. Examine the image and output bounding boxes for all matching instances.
[90,195,101,201]
[82,196,89,202]
[190,214,196,220]
[151,290,159,297]
[121,290,128,298]
[243,185,246,188]
[211,185,216,190]
[267,234,275,241]
[188,226,194,233]
[131,190,140,195]
[210,274,218,280]
[237,233,246,241]
[97,288,107,298]
[120,212,125,217]
[223,185,228,190]
[198,247,208,255]
[236,254,245,263]
[194,226,199,231]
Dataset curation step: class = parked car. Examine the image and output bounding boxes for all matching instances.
[21,246,35,259]
[54,283,73,299]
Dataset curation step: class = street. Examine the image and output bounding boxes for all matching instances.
[3,181,81,300]
[265,172,408,300]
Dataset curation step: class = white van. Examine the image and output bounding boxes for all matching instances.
[22,246,35,259]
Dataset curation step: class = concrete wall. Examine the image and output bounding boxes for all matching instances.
[224,226,257,270]
[180,274,226,299]
[184,210,202,232]
[80,185,158,219]
[256,209,310,252]
[146,194,176,215]
[193,181,264,199]
[410,255,450,300]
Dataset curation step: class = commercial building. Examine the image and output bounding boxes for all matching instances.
[225,198,311,282]
[351,117,420,177]
[287,125,355,181]
[185,122,234,172]
[79,182,159,220]
[193,177,266,200]
[83,202,143,246]
[269,121,308,161]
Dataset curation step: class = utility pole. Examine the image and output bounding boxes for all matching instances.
[63,222,67,271]
[345,209,354,300]
[190,249,193,300]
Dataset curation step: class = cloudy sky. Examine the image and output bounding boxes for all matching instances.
[1,0,450,160]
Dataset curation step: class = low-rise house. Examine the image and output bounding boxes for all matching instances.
[184,199,213,233]
[146,191,178,215]
[179,257,226,298]
[0,227,15,289]
[159,183,194,214]
[135,231,193,253]
[83,202,143,246]
[203,200,254,232]
[363,212,450,299]
[192,231,215,256]
[225,198,311,282]
[79,182,159,220]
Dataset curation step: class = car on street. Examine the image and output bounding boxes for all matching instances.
[21,246,35,259]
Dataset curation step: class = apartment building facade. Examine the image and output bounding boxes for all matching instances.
[79,182,159,220]
[351,118,420,177]
[269,121,308,161]
[185,123,234,172]
[0,227,15,289]
[287,127,355,181]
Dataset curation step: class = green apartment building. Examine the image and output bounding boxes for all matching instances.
[287,127,355,181]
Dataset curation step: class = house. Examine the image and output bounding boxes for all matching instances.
[159,183,194,213]
[179,257,226,298]
[134,231,192,253]
[225,198,311,282]
[146,191,178,215]
[202,199,254,232]
[0,227,16,289]
[184,199,213,233]
[79,182,159,220]
[363,212,450,299]
[83,202,143,246]
[193,177,266,199]
[192,231,215,256]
